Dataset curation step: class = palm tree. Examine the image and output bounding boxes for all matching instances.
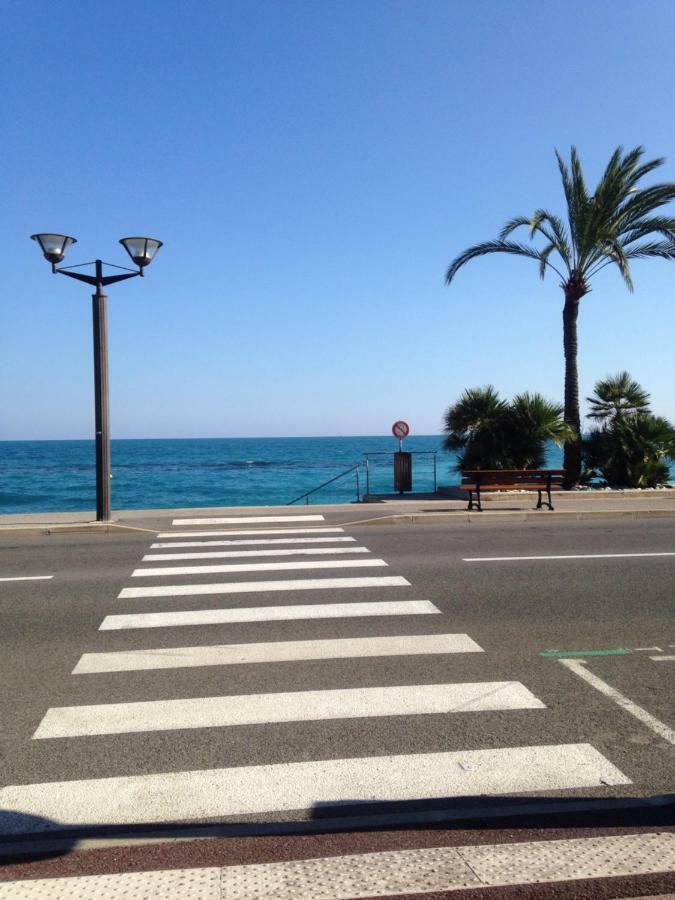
[587,370,650,422]
[442,387,573,471]
[445,146,675,486]
[584,372,675,487]
[505,392,576,469]
[442,386,509,470]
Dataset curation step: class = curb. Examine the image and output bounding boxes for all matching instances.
[346,508,675,526]
[0,523,157,536]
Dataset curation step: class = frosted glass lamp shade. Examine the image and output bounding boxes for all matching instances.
[119,237,163,267]
[31,233,77,264]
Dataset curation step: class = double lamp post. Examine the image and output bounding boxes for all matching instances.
[30,234,163,521]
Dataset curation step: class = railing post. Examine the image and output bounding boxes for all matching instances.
[365,458,370,497]
[433,452,437,493]
[355,466,360,502]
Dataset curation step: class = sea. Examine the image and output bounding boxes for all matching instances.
[0,436,576,515]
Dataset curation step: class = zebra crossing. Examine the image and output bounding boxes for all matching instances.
[0,513,631,837]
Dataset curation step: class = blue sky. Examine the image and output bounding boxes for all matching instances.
[2,0,674,439]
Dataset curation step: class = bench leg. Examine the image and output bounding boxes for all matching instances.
[537,488,554,510]
[467,489,482,512]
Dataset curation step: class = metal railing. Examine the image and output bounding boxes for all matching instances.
[287,464,361,505]
[364,450,437,495]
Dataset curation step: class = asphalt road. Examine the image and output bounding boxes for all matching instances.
[0,513,673,852]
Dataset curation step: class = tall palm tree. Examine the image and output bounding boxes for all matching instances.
[445,146,675,486]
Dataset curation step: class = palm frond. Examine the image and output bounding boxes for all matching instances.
[445,240,545,284]
[623,239,675,260]
[498,216,531,239]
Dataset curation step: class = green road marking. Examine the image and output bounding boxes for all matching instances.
[540,649,630,658]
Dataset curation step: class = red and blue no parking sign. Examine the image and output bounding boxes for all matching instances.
[391,420,410,439]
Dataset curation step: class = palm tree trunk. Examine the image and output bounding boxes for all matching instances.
[562,288,582,487]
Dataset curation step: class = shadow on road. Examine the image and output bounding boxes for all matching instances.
[1,793,673,865]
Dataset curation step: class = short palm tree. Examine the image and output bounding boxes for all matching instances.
[506,392,576,469]
[445,146,675,486]
[584,372,675,487]
[442,386,509,470]
[443,387,573,471]
[587,370,650,422]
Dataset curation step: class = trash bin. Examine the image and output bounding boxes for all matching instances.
[394,451,412,493]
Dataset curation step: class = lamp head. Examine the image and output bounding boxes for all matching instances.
[31,233,77,266]
[119,237,163,269]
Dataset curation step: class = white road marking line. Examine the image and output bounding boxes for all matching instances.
[464,552,675,562]
[151,536,355,548]
[172,515,325,525]
[142,547,370,561]
[0,744,629,832]
[157,527,344,538]
[0,575,53,582]
[34,682,546,739]
[650,655,675,661]
[100,600,442,631]
[559,659,675,745]
[74,633,483,673]
[632,646,662,652]
[132,558,387,577]
[119,575,410,599]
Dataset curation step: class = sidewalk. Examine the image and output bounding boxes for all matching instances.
[1,832,674,897]
[1,489,674,533]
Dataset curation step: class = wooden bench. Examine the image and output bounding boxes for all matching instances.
[460,469,565,512]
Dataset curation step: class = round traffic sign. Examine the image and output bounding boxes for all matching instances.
[392,420,410,439]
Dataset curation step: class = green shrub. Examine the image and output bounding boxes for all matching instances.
[443,387,574,472]
[583,374,675,488]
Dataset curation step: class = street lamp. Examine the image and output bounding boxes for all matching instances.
[30,233,163,521]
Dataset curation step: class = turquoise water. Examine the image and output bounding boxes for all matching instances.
[0,436,462,513]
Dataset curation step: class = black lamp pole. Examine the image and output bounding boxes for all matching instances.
[30,235,162,521]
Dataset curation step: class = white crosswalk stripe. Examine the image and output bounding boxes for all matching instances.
[99,599,441,630]
[0,744,630,833]
[157,527,345,538]
[34,682,546,738]
[143,546,369,561]
[119,575,410,599]
[74,633,484,673]
[151,536,356,549]
[132,558,388,577]
[172,515,325,525]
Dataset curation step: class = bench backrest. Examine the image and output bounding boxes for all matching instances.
[461,469,565,487]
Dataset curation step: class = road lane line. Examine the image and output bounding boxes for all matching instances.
[100,600,441,630]
[172,515,325,525]
[0,575,53,582]
[464,552,675,562]
[0,744,628,832]
[650,655,675,661]
[132,559,387,577]
[559,659,675,745]
[151,536,355,548]
[143,547,369,561]
[119,575,410,599]
[34,682,546,739]
[74,633,483,673]
[157,528,345,538]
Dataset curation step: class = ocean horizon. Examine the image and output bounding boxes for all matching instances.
[1,436,670,515]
